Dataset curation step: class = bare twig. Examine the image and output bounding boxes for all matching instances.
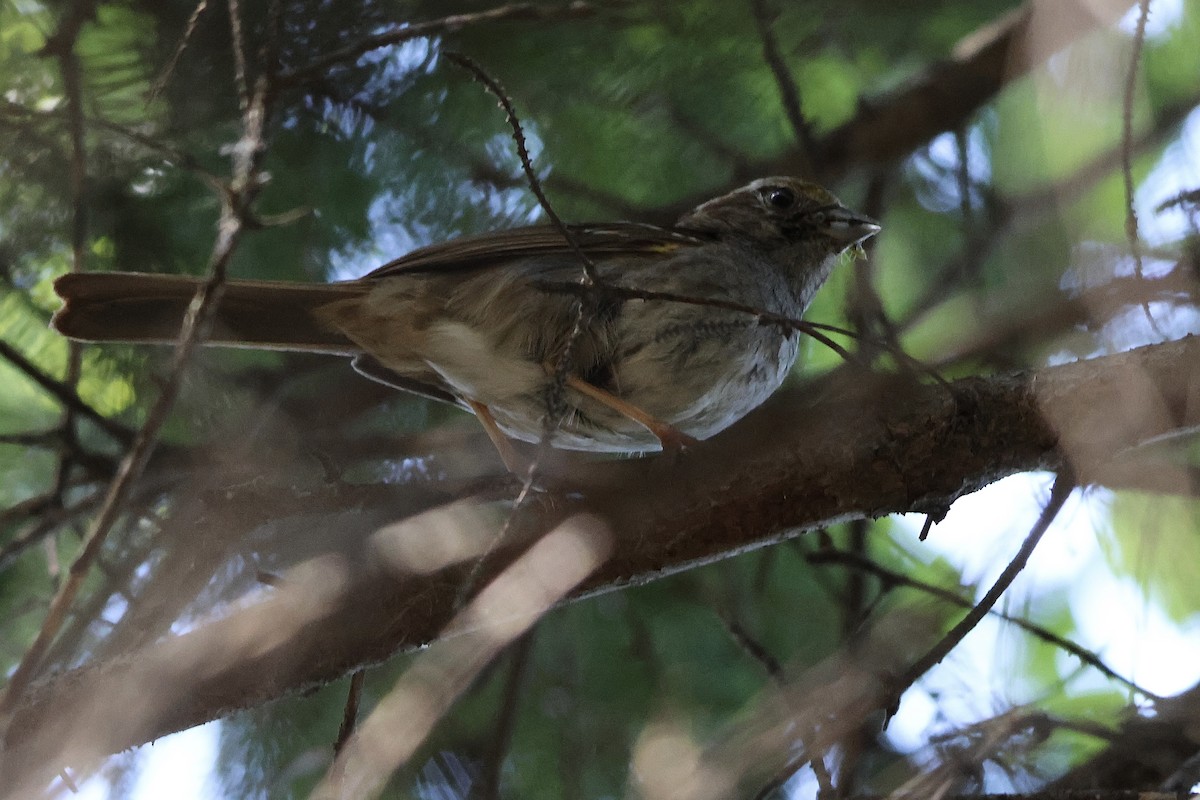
[1156,188,1200,212]
[440,54,632,593]
[480,630,538,800]
[895,472,1076,691]
[227,0,251,111]
[844,171,899,363]
[748,0,815,175]
[721,616,784,683]
[1122,0,1162,335]
[50,9,89,531]
[149,0,211,100]
[0,491,103,573]
[807,548,1163,701]
[536,278,953,388]
[0,98,224,188]
[325,668,367,792]
[277,2,600,89]
[0,2,272,717]
[0,342,133,447]
[445,51,599,285]
[334,670,366,757]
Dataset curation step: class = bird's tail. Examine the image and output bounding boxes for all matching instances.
[51,272,366,354]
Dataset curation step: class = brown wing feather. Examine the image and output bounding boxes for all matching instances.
[363,223,707,279]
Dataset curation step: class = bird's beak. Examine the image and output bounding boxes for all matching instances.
[821,208,881,247]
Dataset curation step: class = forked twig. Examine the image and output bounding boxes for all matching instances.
[807,548,1162,700]
[895,472,1076,692]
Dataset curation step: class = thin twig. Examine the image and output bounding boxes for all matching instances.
[1122,0,1162,335]
[334,670,367,757]
[536,279,952,388]
[0,493,103,574]
[0,494,58,529]
[277,3,600,89]
[52,15,89,533]
[445,51,599,286]
[721,615,784,683]
[844,171,898,364]
[748,0,814,176]
[0,7,271,716]
[1156,188,1200,212]
[227,0,251,111]
[0,342,133,447]
[955,127,974,232]
[0,98,225,188]
[438,57,638,612]
[443,52,598,479]
[453,477,538,611]
[149,0,211,100]
[534,279,857,361]
[439,54,586,607]
[261,0,283,79]
[325,668,367,799]
[895,472,1076,691]
[807,548,1162,701]
[480,630,537,800]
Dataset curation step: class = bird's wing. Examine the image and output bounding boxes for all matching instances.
[363,223,709,279]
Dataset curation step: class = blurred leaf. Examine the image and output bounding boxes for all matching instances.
[1108,493,1200,624]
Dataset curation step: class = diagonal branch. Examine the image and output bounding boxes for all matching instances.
[816,0,1136,174]
[5,335,1200,779]
[807,548,1162,700]
[748,0,815,175]
[895,470,1074,690]
[656,0,1138,219]
[0,342,133,448]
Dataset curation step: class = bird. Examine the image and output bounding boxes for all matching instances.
[52,177,879,462]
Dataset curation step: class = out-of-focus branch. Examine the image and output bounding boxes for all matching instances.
[0,0,273,728]
[819,0,1135,172]
[895,473,1074,689]
[749,0,815,175]
[6,335,1200,779]
[275,2,604,89]
[807,548,1162,699]
[0,342,133,448]
[658,0,1137,219]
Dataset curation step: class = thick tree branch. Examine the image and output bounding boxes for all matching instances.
[4,336,1200,788]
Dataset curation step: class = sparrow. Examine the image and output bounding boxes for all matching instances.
[52,177,879,458]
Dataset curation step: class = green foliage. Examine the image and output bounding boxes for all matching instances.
[3,0,1200,796]
[1108,493,1200,624]
[1144,0,1200,104]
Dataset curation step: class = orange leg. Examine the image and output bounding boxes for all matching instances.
[563,375,700,452]
[465,399,527,475]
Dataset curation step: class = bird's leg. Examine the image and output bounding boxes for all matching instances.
[561,374,700,453]
[464,399,527,475]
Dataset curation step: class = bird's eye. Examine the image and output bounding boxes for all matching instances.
[762,186,796,209]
